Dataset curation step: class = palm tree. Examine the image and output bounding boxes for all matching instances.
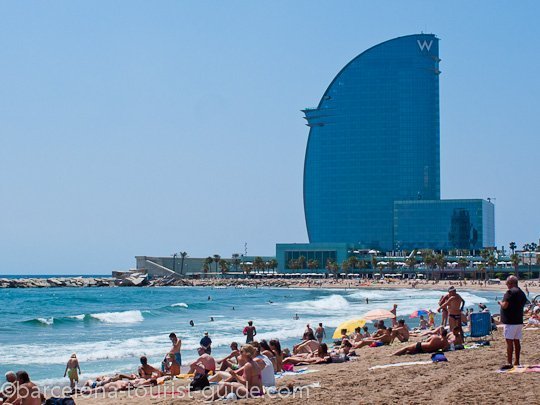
[231,254,241,273]
[202,262,210,278]
[370,256,378,270]
[348,256,358,272]
[341,259,351,277]
[435,253,447,281]
[204,257,213,277]
[509,242,516,255]
[179,252,188,275]
[457,258,468,280]
[326,258,338,278]
[422,251,435,280]
[268,259,278,274]
[297,256,307,270]
[213,254,221,274]
[510,253,520,279]
[253,256,264,274]
[219,259,229,276]
[307,259,317,270]
[405,256,417,272]
[487,254,497,279]
[477,263,487,281]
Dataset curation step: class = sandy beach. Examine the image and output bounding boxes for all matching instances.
[72,328,540,404]
[190,277,540,295]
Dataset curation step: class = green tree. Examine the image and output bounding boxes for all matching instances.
[326,258,339,278]
[213,254,221,274]
[435,253,447,281]
[341,259,351,276]
[202,262,210,278]
[348,256,358,270]
[231,254,241,272]
[219,259,229,275]
[297,256,307,270]
[457,257,468,280]
[509,242,516,255]
[405,256,417,272]
[510,253,520,279]
[477,263,487,281]
[487,254,497,279]
[268,259,278,273]
[204,257,213,277]
[422,251,436,280]
[253,256,264,274]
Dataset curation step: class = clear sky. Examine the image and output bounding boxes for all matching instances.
[1,1,538,275]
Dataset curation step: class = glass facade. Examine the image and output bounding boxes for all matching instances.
[303,34,441,251]
[393,200,495,251]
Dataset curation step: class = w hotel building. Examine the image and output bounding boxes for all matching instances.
[277,34,494,271]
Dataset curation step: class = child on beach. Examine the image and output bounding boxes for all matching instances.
[419,315,428,330]
[64,353,81,390]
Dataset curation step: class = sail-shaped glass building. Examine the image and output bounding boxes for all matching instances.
[276,34,494,270]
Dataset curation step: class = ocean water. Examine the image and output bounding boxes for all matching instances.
[0,286,500,387]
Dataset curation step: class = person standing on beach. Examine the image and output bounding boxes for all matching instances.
[438,294,449,326]
[169,333,182,366]
[498,275,528,367]
[390,304,398,327]
[63,353,81,391]
[200,332,212,355]
[315,323,326,343]
[243,321,257,343]
[438,286,464,332]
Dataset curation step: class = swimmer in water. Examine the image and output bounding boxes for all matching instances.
[210,317,214,322]
[190,320,195,327]
[293,313,299,320]
[208,296,211,301]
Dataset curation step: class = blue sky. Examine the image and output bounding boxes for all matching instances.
[1,1,538,274]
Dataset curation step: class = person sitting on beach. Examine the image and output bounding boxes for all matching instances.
[1,371,17,402]
[390,320,410,343]
[451,326,464,347]
[352,327,392,349]
[63,353,81,391]
[269,339,284,372]
[188,346,216,376]
[371,321,387,339]
[393,329,450,355]
[251,341,276,387]
[163,352,180,376]
[218,342,243,371]
[293,332,320,354]
[138,356,163,379]
[258,340,277,372]
[419,315,428,330]
[211,344,264,400]
[5,371,43,405]
[283,343,331,365]
[351,327,363,342]
[361,325,370,338]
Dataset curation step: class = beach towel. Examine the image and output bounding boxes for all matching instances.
[275,368,319,379]
[496,365,540,374]
[369,361,432,370]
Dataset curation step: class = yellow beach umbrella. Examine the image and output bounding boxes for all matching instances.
[332,319,367,339]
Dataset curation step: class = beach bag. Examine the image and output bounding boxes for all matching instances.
[189,373,210,391]
[431,353,448,362]
[45,399,76,405]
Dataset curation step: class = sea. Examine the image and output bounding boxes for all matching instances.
[0,281,502,388]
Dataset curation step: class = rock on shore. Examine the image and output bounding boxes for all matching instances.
[0,277,113,288]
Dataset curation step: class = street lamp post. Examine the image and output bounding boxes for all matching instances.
[172,253,178,273]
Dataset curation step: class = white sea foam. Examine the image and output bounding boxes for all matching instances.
[68,314,85,320]
[286,294,351,313]
[89,310,144,324]
[171,302,188,308]
[36,317,54,325]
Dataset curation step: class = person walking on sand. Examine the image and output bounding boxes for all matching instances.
[169,332,182,366]
[64,353,81,391]
[243,321,257,343]
[498,275,528,368]
[315,323,326,343]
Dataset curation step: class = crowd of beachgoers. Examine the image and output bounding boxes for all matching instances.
[2,276,540,404]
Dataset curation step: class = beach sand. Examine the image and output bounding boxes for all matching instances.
[73,328,540,404]
[190,277,540,294]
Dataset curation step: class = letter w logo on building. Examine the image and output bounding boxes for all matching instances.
[417,39,433,51]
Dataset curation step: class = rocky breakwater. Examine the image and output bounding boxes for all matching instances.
[193,278,292,288]
[0,277,113,288]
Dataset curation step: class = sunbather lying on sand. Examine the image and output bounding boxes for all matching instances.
[392,329,449,356]
[353,328,392,349]
[283,344,330,365]
[293,333,320,354]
